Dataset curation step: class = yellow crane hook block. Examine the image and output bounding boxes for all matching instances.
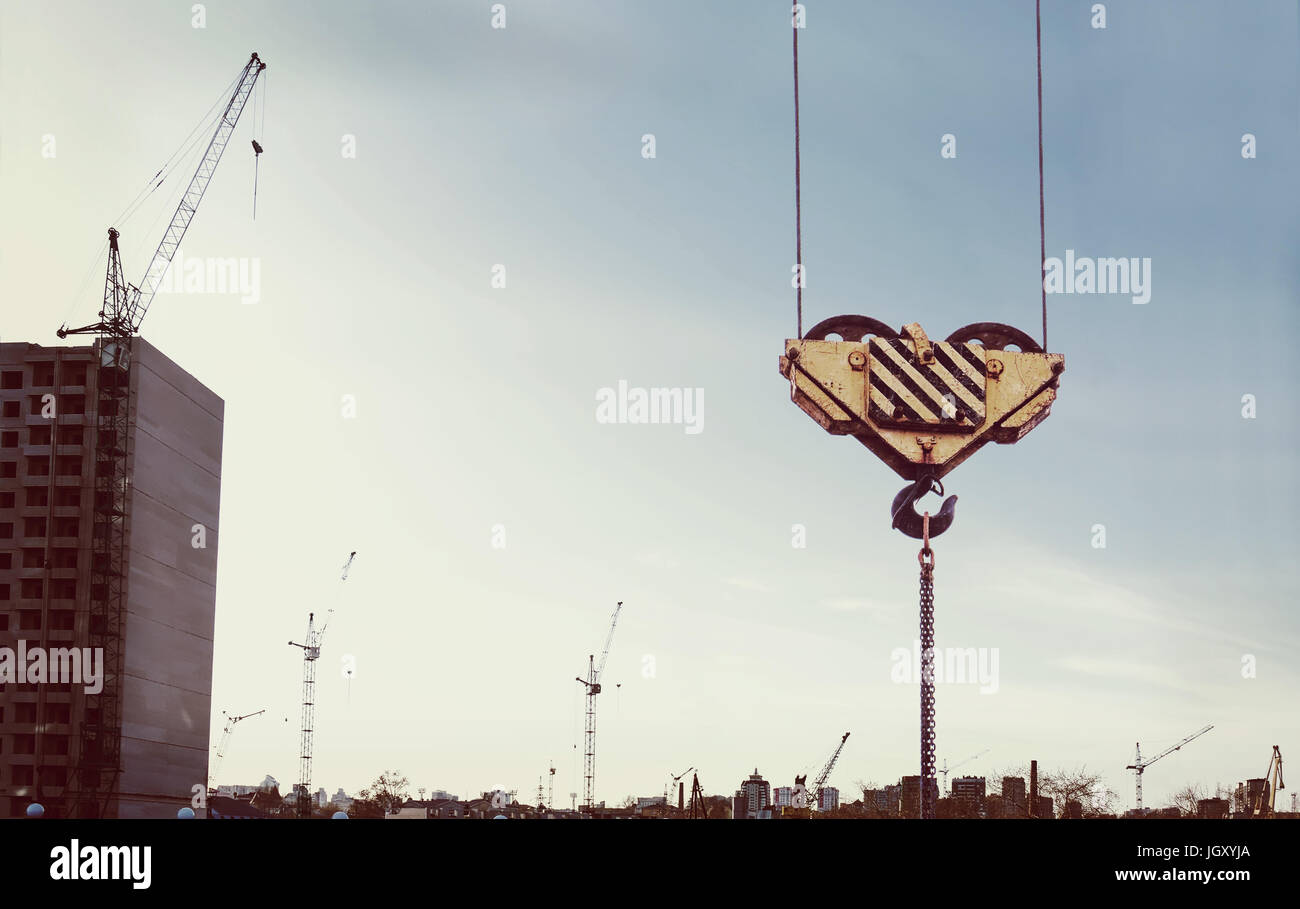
[779,316,1063,481]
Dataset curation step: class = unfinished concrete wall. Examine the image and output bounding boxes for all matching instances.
[117,339,222,818]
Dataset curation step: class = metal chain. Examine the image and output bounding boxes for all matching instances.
[919,521,937,820]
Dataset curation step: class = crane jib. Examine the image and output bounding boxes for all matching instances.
[133,53,266,331]
[57,53,266,341]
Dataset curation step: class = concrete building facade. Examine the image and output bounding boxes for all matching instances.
[1197,797,1230,819]
[818,786,839,812]
[0,339,222,818]
[900,775,939,818]
[733,768,771,819]
[1002,776,1027,815]
[864,785,901,815]
[951,775,986,806]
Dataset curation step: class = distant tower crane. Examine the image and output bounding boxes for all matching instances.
[809,732,851,812]
[1251,746,1284,818]
[940,748,990,793]
[207,708,265,790]
[56,51,266,819]
[665,766,695,814]
[574,601,622,813]
[288,608,334,817]
[1126,724,1213,812]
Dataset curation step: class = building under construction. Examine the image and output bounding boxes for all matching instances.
[0,339,222,817]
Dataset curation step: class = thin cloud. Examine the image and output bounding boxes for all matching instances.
[723,576,770,593]
[822,596,897,619]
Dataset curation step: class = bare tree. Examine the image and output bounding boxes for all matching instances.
[354,769,410,816]
[982,764,1029,817]
[1039,765,1116,818]
[982,763,1116,818]
[1169,783,1206,817]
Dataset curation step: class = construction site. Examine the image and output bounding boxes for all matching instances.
[0,0,1295,864]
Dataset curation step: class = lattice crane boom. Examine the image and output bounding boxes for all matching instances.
[810,732,850,810]
[208,708,265,789]
[594,603,621,682]
[58,52,266,340]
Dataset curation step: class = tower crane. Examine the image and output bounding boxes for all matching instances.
[664,766,695,814]
[1251,746,1284,818]
[207,709,266,790]
[288,608,334,817]
[940,748,990,793]
[1126,724,1213,812]
[58,51,267,342]
[809,732,850,812]
[574,601,622,813]
[57,51,266,819]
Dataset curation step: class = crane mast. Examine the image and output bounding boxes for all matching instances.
[59,52,265,819]
[575,601,622,813]
[289,608,333,817]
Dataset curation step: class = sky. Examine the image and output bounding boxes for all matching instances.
[1,0,1297,813]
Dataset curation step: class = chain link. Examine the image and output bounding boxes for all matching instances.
[919,548,936,819]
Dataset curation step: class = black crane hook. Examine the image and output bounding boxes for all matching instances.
[891,472,957,539]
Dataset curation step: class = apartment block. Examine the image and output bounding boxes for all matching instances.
[0,338,222,817]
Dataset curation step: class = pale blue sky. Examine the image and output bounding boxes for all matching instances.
[1,0,1296,811]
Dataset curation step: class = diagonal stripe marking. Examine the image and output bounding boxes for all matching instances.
[933,345,985,401]
[870,353,940,421]
[954,342,988,379]
[926,357,983,419]
[876,341,962,414]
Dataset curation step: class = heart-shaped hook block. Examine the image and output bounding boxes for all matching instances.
[779,317,1063,481]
